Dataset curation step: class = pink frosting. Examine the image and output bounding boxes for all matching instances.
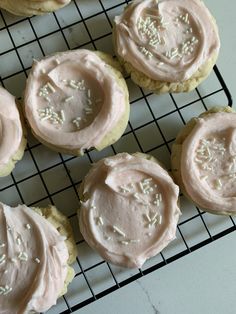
[0,203,69,313]
[0,87,23,169]
[79,153,180,268]
[181,112,236,214]
[24,50,126,154]
[114,0,220,82]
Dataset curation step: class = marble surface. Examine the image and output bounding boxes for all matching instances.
[77,232,236,314]
[76,1,236,313]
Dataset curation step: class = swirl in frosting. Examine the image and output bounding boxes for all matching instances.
[181,112,236,215]
[0,87,23,171]
[114,0,220,82]
[79,153,180,268]
[24,50,126,154]
[0,203,69,313]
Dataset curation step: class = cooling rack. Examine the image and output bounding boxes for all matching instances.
[0,1,234,313]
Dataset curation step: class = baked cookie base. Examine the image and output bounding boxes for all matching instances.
[0,0,70,16]
[119,52,218,94]
[171,106,235,216]
[33,205,77,295]
[0,136,27,177]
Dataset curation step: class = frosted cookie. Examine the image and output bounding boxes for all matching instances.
[171,106,236,216]
[24,49,130,156]
[0,87,27,177]
[113,0,220,94]
[0,202,77,313]
[79,153,180,268]
[0,0,70,16]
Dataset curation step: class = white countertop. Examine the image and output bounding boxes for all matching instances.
[76,1,236,313]
[77,232,236,314]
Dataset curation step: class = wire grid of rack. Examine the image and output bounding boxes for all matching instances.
[0,1,234,313]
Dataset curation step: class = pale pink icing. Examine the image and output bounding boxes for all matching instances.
[181,112,236,214]
[24,50,126,154]
[79,153,180,268]
[0,87,23,169]
[0,203,69,313]
[114,0,220,82]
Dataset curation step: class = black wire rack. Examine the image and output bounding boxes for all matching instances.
[0,1,234,313]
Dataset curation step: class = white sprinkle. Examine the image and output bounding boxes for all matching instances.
[3,287,12,295]
[120,185,130,193]
[41,69,46,74]
[0,285,12,296]
[158,215,162,225]
[120,240,129,245]
[69,81,79,89]
[47,82,56,93]
[105,236,111,241]
[87,89,91,98]
[72,117,81,129]
[201,175,209,180]
[96,217,104,226]
[113,226,126,237]
[147,233,152,237]
[65,96,74,103]
[195,158,203,164]
[152,212,158,221]
[0,243,5,248]
[144,213,152,222]
[134,193,140,200]
[139,182,145,192]
[10,258,17,263]
[40,115,51,121]
[55,58,60,65]
[3,270,8,274]
[0,254,6,263]
[184,13,189,23]
[215,179,222,190]
[18,252,28,261]
[151,219,157,226]
[60,110,65,122]
[35,258,41,264]
[129,239,140,244]
[16,237,21,246]
[144,178,152,183]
